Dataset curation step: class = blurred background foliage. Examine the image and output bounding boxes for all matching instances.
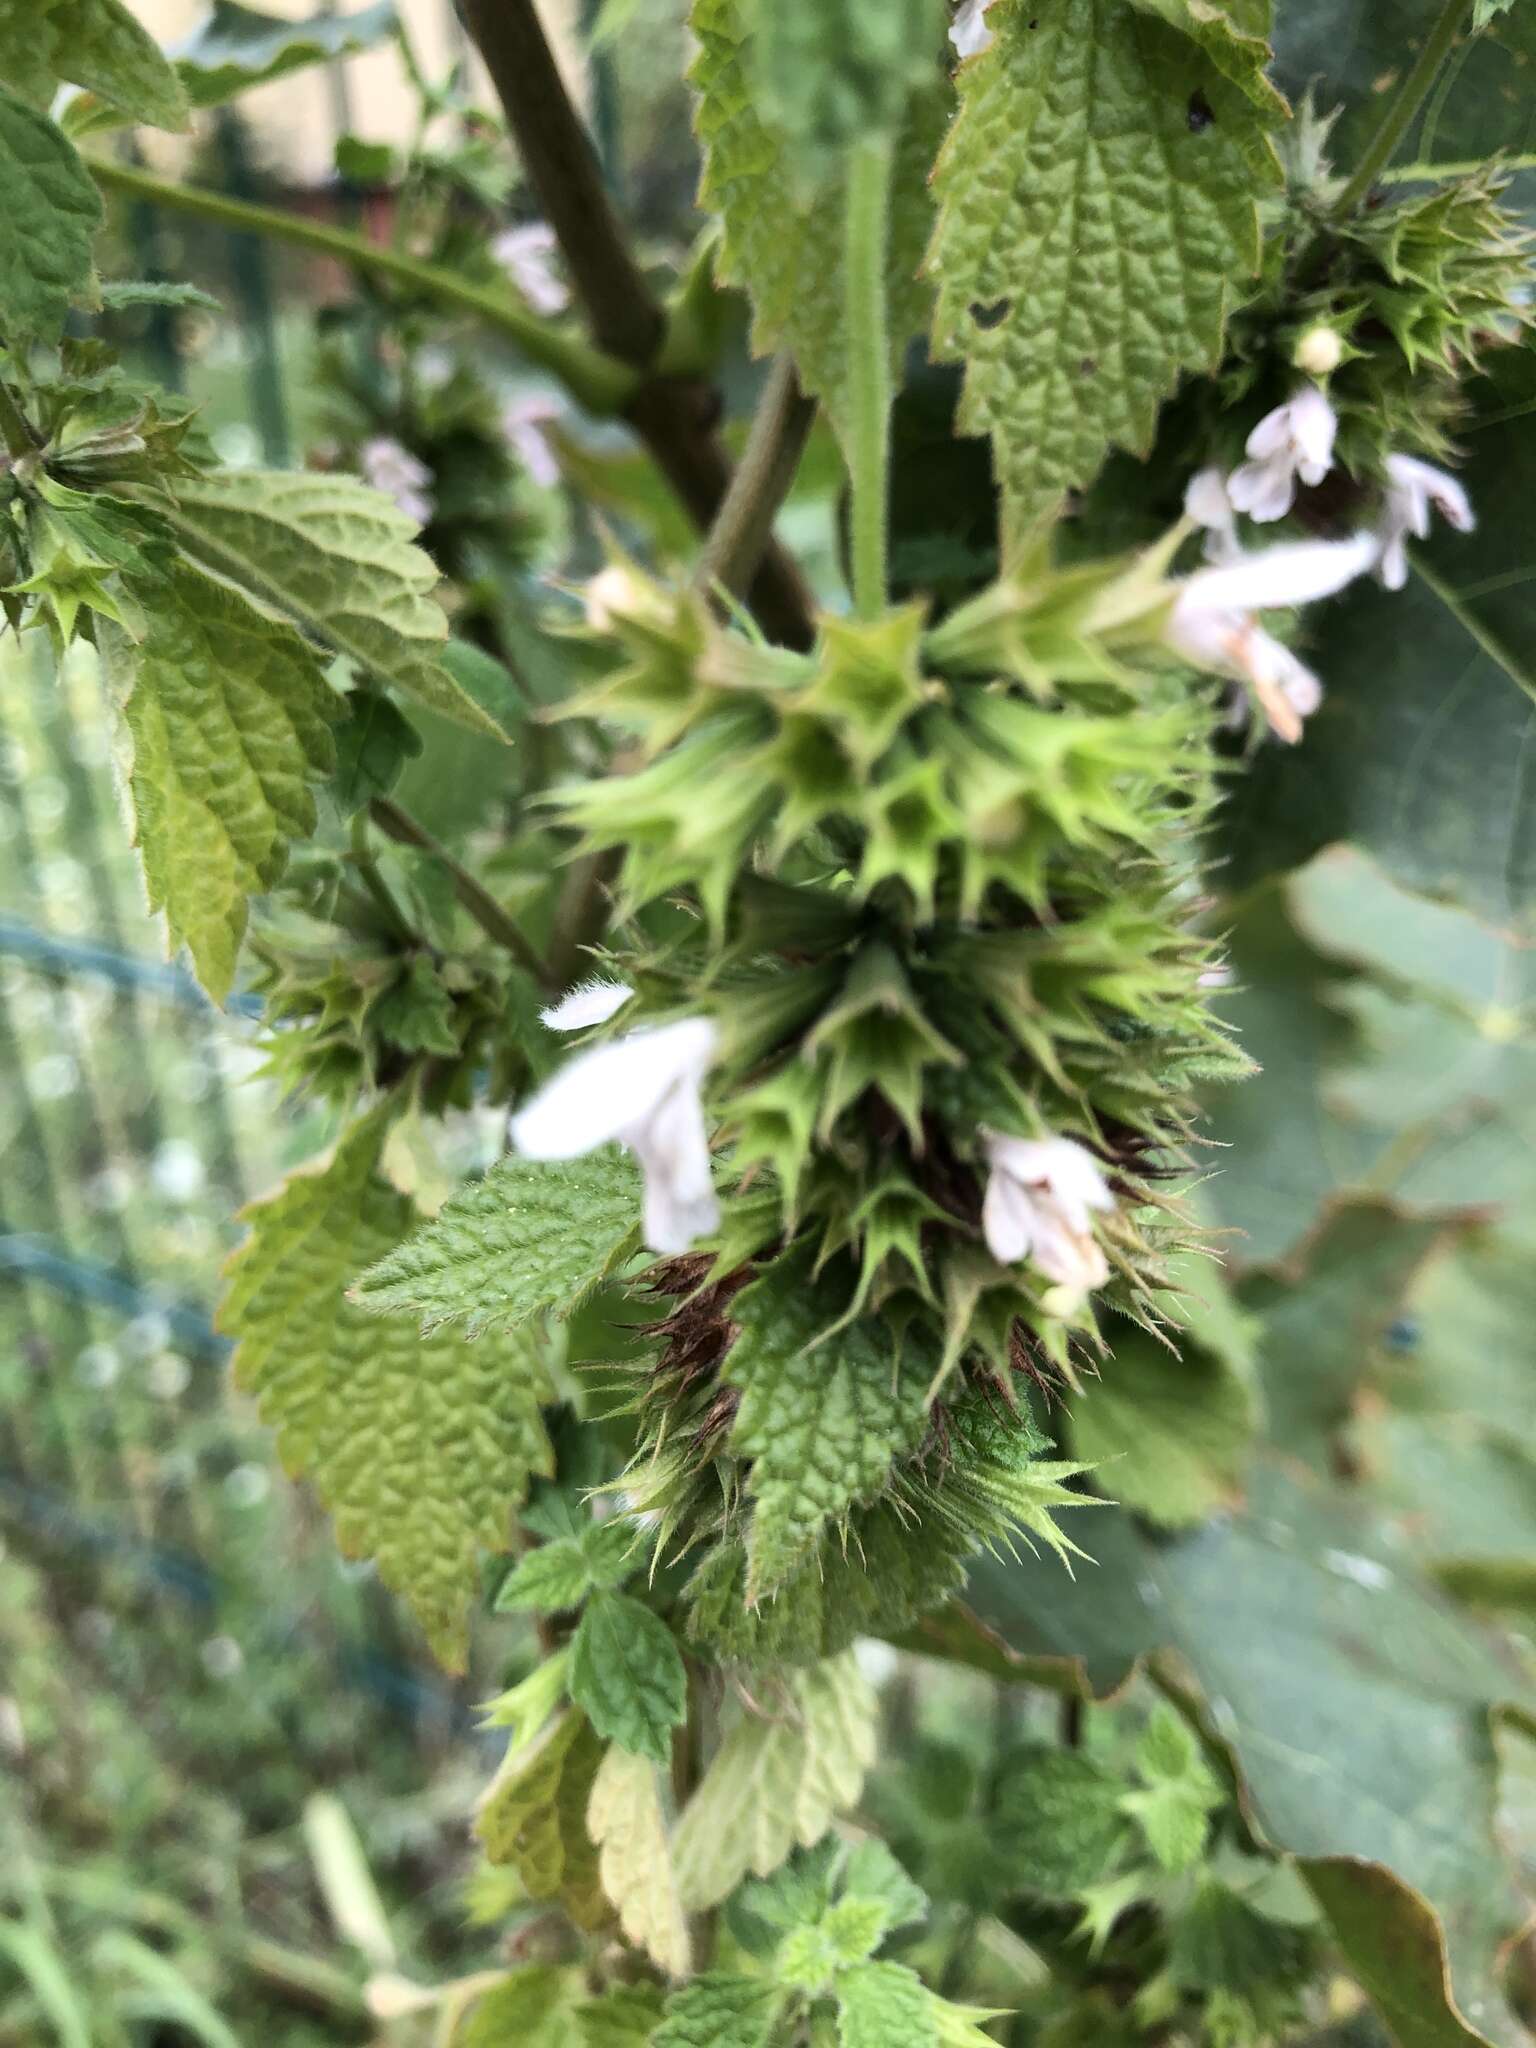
[3,1,1536,2043]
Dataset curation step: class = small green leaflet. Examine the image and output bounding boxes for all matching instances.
[146,469,506,740]
[218,1108,555,1669]
[928,0,1277,534]
[1120,1705,1224,1873]
[496,1517,639,1614]
[690,0,945,450]
[0,86,101,340]
[991,1744,1132,1897]
[652,1974,784,2048]
[672,1652,878,1909]
[726,1245,933,1599]
[587,1745,693,1977]
[460,1964,571,2048]
[100,560,336,1004]
[835,1962,937,2048]
[569,1591,687,1767]
[171,1,400,110]
[475,1707,610,1930]
[0,0,189,127]
[351,1150,641,1334]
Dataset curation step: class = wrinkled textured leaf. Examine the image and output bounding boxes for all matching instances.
[587,1745,692,1978]
[836,1961,937,2048]
[0,85,101,338]
[172,0,399,109]
[726,1247,933,1597]
[928,0,1274,532]
[672,1652,879,1910]
[991,1745,1133,1898]
[652,1975,783,2048]
[752,0,946,168]
[101,561,336,1003]
[0,0,188,126]
[569,1591,687,1767]
[475,1708,609,1930]
[219,1110,554,1668]
[690,0,945,447]
[352,1150,641,1334]
[152,468,503,738]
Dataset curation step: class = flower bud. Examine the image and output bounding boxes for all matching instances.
[1293,326,1344,377]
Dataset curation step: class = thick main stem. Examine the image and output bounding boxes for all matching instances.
[1334,0,1470,214]
[457,0,816,650]
[845,136,895,622]
[88,156,634,415]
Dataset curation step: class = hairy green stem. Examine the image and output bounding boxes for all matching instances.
[845,135,895,621]
[1334,0,1472,213]
[1381,149,1536,182]
[368,795,555,990]
[87,156,636,416]
[693,355,817,602]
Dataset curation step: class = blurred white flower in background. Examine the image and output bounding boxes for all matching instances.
[492,222,570,315]
[359,436,434,527]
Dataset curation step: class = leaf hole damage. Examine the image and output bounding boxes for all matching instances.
[970,297,1011,330]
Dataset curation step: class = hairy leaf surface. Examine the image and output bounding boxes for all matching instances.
[0,86,101,338]
[152,469,504,738]
[672,1652,878,1909]
[101,561,336,1003]
[928,0,1275,532]
[352,1151,641,1334]
[0,0,188,126]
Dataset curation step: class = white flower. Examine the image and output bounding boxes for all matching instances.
[1169,532,1378,743]
[1294,326,1344,378]
[1375,454,1475,592]
[950,0,997,58]
[359,437,434,528]
[1228,385,1338,523]
[1184,466,1243,564]
[511,1017,719,1254]
[492,222,569,316]
[540,978,634,1031]
[502,391,563,489]
[982,1132,1114,1303]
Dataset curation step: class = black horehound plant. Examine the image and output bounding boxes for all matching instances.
[2,0,1533,2038]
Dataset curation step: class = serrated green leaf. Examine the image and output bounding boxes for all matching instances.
[726,1246,933,1598]
[569,1591,686,1767]
[587,1744,692,1977]
[0,85,101,339]
[475,1707,609,1930]
[460,1965,572,2048]
[836,1962,938,2048]
[842,1841,928,1933]
[369,955,459,1058]
[0,0,189,127]
[928,0,1274,533]
[330,687,422,810]
[1126,0,1286,114]
[171,0,399,109]
[576,1985,666,2048]
[99,560,336,1003]
[673,1652,879,1910]
[1121,1703,1223,1872]
[653,1974,784,2048]
[690,0,945,448]
[148,468,504,739]
[495,1538,592,1615]
[351,1151,641,1335]
[218,1110,555,1668]
[991,1744,1132,1898]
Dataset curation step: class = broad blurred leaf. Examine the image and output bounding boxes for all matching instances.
[171,0,398,109]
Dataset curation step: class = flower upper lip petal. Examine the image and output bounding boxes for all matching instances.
[511,1017,717,1160]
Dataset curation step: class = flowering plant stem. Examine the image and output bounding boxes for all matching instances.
[694,354,818,603]
[367,796,556,992]
[1332,0,1471,215]
[846,134,896,621]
